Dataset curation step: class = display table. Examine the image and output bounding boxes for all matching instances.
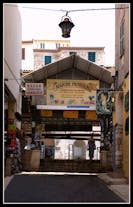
[100,150,113,170]
[23,149,40,171]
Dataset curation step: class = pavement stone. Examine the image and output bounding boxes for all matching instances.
[4,175,14,191]
[108,185,129,203]
[97,173,127,185]
[98,173,130,203]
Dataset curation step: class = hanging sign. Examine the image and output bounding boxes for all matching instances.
[25,83,44,96]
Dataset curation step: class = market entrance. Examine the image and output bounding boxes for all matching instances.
[22,55,114,173]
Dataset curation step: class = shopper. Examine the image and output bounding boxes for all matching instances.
[16,127,26,168]
[88,135,96,161]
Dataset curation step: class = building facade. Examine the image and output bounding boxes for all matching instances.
[22,39,105,75]
[114,3,130,179]
[4,3,22,130]
[22,39,70,72]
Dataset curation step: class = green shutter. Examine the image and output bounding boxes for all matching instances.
[45,56,51,65]
[88,52,96,62]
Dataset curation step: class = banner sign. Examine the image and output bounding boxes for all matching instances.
[25,83,44,96]
[46,79,99,109]
[96,89,112,115]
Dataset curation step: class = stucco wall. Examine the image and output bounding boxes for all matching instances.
[122,76,129,178]
[4,3,22,113]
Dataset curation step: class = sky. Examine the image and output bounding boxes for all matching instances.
[17,3,115,66]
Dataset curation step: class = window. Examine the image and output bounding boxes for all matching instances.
[120,21,125,56]
[22,48,25,60]
[88,52,96,62]
[69,51,77,56]
[40,43,45,49]
[56,43,60,49]
[44,56,51,65]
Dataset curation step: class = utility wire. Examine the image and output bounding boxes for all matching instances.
[4,3,129,14]
[60,7,129,13]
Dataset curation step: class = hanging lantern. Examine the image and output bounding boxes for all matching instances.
[59,13,74,38]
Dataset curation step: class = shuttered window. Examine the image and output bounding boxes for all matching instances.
[44,56,52,65]
[88,52,96,62]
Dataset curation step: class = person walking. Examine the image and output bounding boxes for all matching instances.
[88,135,96,161]
[16,127,26,169]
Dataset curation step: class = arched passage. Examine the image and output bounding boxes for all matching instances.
[73,140,86,160]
